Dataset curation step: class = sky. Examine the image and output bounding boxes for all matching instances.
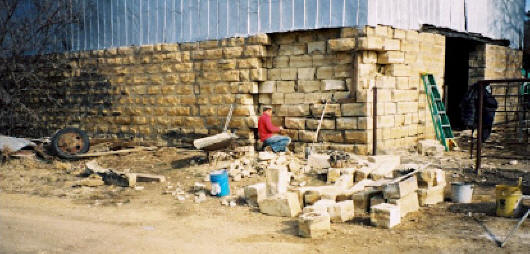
[527,0,530,11]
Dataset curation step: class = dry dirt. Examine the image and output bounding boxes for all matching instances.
[0,142,529,254]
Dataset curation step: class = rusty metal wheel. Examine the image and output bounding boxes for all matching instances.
[51,128,90,159]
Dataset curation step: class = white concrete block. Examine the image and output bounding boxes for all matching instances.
[298,212,331,238]
[244,182,266,207]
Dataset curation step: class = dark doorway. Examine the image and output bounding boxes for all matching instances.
[444,37,482,130]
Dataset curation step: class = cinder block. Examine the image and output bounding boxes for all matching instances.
[298,212,331,238]
[370,203,400,228]
[259,192,302,217]
[245,182,267,207]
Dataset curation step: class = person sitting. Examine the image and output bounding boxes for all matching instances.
[258,105,291,152]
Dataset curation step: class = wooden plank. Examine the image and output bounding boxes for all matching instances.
[72,146,157,158]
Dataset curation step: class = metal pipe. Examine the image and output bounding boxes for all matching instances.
[476,84,484,174]
[373,86,377,155]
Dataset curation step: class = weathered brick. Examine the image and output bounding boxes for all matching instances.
[306,119,335,130]
[272,93,284,104]
[238,58,261,69]
[250,68,267,81]
[320,130,343,142]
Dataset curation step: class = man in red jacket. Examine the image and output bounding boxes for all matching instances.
[258,106,291,152]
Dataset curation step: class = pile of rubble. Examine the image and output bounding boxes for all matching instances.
[238,149,446,238]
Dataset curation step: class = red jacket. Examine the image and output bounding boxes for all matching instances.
[258,113,280,142]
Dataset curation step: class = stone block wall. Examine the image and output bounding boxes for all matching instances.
[4,25,523,153]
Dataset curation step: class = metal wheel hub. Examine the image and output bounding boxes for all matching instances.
[56,132,85,154]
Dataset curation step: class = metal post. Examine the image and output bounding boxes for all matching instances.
[373,87,377,155]
[476,84,484,174]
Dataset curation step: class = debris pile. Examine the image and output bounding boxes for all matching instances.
[232,151,448,237]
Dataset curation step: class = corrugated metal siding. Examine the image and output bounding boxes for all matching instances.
[366,0,525,49]
[63,0,368,52]
[56,0,524,52]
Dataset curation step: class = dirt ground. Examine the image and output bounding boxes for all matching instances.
[0,137,529,254]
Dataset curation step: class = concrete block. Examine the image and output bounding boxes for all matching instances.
[327,168,342,184]
[298,212,331,238]
[259,192,302,217]
[244,182,266,207]
[383,175,418,199]
[265,165,290,196]
[417,184,445,206]
[353,189,382,215]
[304,190,321,206]
[329,200,355,222]
[388,192,419,217]
[370,203,400,228]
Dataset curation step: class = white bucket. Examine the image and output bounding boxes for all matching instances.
[451,182,474,203]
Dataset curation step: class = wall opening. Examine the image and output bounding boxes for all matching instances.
[443,37,484,129]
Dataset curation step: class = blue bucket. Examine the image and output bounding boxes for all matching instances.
[210,169,230,197]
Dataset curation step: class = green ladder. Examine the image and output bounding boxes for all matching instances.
[421,73,456,151]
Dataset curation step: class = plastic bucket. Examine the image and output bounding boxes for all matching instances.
[210,169,230,197]
[495,185,522,217]
[451,182,473,203]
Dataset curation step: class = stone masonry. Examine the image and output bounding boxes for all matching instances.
[5,25,523,154]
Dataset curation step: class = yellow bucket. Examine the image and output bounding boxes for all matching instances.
[495,178,523,217]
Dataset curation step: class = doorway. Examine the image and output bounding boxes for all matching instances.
[443,37,483,129]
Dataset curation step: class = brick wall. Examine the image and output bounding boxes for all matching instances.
[4,25,523,154]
